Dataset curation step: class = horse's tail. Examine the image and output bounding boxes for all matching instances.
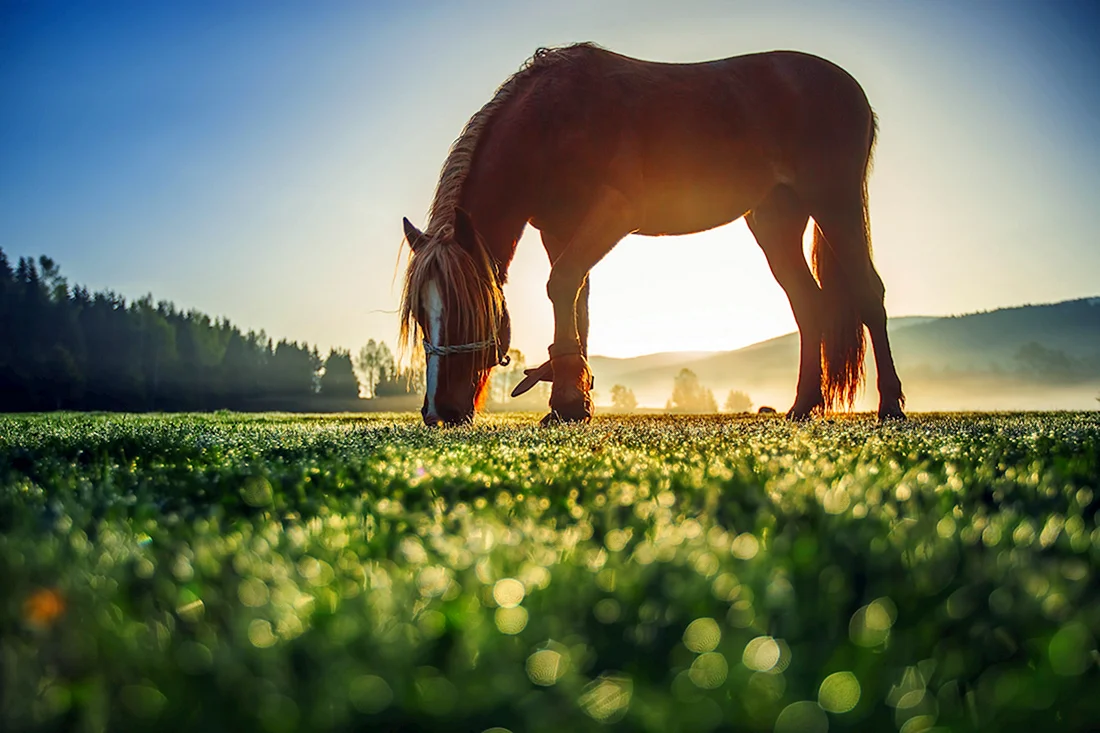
[811,115,876,412]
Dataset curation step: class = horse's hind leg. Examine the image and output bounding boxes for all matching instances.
[861,268,905,418]
[747,186,823,419]
[807,193,905,420]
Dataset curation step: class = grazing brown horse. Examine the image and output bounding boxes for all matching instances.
[400,43,905,426]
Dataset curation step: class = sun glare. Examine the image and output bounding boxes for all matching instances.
[504,219,811,360]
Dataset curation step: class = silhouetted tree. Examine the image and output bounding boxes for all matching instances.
[0,251,379,410]
[723,390,753,413]
[353,338,422,399]
[610,384,637,412]
[320,349,360,399]
[0,249,16,405]
[375,361,425,397]
[355,339,393,398]
[271,340,321,401]
[666,369,717,413]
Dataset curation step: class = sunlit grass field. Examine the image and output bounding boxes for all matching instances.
[2,412,1098,732]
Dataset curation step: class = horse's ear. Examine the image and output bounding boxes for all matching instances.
[453,207,482,256]
[403,217,426,252]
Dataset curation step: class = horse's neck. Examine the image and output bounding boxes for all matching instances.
[455,114,532,276]
[460,195,528,277]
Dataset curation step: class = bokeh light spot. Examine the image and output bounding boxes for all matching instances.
[493,578,526,608]
[743,636,781,672]
[23,587,65,629]
[495,606,528,634]
[732,533,760,560]
[690,652,729,689]
[594,598,621,624]
[349,675,393,713]
[241,476,273,507]
[818,672,861,713]
[936,517,956,539]
[418,566,451,598]
[683,617,722,653]
[1049,622,1095,676]
[774,700,829,733]
[728,599,755,628]
[823,488,850,515]
[526,649,565,686]
[417,609,447,638]
[578,674,632,722]
[238,578,269,608]
[712,573,740,601]
[849,597,896,647]
[248,618,277,648]
[898,715,937,733]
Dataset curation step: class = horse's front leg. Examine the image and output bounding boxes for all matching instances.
[541,230,592,358]
[506,275,591,403]
[545,267,600,424]
[541,187,633,425]
[576,277,591,357]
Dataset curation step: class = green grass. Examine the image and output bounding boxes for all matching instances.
[1,412,1098,732]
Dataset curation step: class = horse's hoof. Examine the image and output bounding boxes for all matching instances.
[786,400,822,421]
[540,404,592,426]
[878,406,907,422]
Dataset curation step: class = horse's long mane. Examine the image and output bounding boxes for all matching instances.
[424,43,598,238]
[398,235,503,356]
[400,44,598,354]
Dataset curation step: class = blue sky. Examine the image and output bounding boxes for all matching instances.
[2,0,1099,359]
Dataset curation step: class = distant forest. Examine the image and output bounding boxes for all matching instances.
[0,249,422,411]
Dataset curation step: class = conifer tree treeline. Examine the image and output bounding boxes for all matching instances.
[0,249,415,411]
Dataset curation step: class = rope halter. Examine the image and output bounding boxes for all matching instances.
[423,339,511,367]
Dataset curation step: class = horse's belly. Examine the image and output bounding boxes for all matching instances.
[634,179,761,236]
[627,133,775,235]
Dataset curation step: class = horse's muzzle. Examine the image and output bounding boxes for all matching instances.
[422,406,473,428]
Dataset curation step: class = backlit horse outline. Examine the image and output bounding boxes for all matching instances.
[400,43,904,426]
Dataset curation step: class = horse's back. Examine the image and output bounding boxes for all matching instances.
[530,45,868,110]
[521,45,872,164]
[491,45,875,234]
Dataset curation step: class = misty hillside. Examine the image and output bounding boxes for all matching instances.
[590,298,1100,411]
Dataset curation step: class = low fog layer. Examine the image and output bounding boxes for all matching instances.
[589,298,1100,412]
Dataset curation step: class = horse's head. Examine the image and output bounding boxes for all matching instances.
[400,208,511,426]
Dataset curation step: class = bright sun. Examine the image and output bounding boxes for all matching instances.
[504,219,814,360]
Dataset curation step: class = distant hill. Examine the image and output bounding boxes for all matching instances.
[590,298,1100,411]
